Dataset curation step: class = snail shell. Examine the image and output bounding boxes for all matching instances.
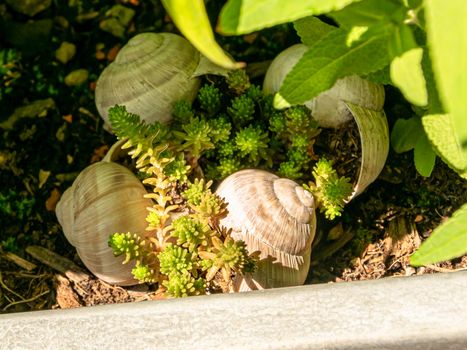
[56,160,153,286]
[263,44,385,128]
[95,32,201,127]
[215,169,317,291]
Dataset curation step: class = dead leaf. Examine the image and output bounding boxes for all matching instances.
[95,50,106,60]
[107,44,121,62]
[45,188,61,211]
[55,274,81,309]
[62,114,73,123]
[243,33,258,44]
[90,145,109,163]
[38,169,51,188]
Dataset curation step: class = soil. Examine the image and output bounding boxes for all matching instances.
[1,1,466,313]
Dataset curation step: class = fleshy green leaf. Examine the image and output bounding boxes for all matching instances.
[161,0,242,69]
[422,114,467,179]
[293,16,337,47]
[425,0,467,163]
[217,0,362,35]
[390,47,428,106]
[414,132,436,177]
[410,203,467,266]
[274,26,391,108]
[391,116,423,153]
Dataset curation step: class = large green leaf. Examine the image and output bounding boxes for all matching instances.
[391,116,422,153]
[274,26,391,109]
[390,47,427,106]
[410,203,467,266]
[293,16,336,47]
[421,47,444,114]
[330,0,416,57]
[387,23,417,57]
[217,0,362,35]
[161,0,242,69]
[330,0,404,28]
[425,0,467,163]
[414,131,436,177]
[422,114,467,179]
[364,66,392,85]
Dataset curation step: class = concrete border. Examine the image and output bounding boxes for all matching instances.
[1,272,466,349]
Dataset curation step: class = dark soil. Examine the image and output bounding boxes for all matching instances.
[1,1,466,313]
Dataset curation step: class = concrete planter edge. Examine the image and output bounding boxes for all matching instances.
[1,271,466,350]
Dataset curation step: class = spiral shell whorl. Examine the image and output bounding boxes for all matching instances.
[95,32,201,127]
[56,161,153,286]
[215,169,316,290]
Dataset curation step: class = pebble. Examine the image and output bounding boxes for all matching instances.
[64,69,89,86]
[55,42,77,64]
[405,266,416,276]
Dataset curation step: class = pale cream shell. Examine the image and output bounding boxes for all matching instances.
[262,44,389,201]
[56,161,153,286]
[95,32,201,127]
[262,44,385,128]
[215,169,317,291]
[345,102,389,200]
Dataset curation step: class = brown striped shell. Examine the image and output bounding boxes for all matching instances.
[215,169,317,291]
[95,32,201,128]
[56,161,153,286]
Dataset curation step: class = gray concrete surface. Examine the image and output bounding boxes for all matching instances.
[1,271,466,349]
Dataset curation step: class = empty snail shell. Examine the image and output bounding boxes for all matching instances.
[263,44,385,128]
[263,44,389,202]
[95,32,201,128]
[215,169,317,291]
[55,158,153,286]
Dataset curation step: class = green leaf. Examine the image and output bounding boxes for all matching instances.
[425,0,467,164]
[330,0,404,28]
[330,0,417,57]
[391,116,422,153]
[161,0,242,69]
[405,0,423,8]
[390,47,427,106]
[388,23,418,57]
[217,0,362,35]
[275,26,391,108]
[414,131,436,177]
[422,114,467,179]
[293,16,337,47]
[410,203,467,266]
[364,66,392,85]
[421,47,444,114]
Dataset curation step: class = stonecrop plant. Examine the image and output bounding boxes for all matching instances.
[107,103,259,297]
[172,70,323,182]
[106,71,354,296]
[305,158,353,220]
